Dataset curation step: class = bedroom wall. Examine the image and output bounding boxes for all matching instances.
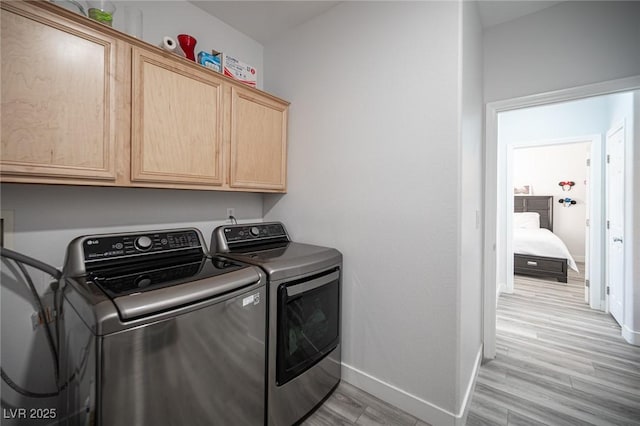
[513,142,590,261]
[263,2,479,423]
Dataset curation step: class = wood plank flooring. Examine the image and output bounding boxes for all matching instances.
[468,264,640,426]
[301,381,431,426]
[304,263,640,426]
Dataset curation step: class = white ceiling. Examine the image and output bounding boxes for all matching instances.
[190,1,563,46]
[477,1,562,29]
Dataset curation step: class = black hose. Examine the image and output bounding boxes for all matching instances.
[0,368,58,399]
[15,261,60,384]
[0,248,63,397]
[0,247,62,279]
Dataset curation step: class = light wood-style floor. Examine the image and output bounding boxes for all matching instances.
[302,381,431,426]
[468,264,640,426]
[304,263,640,426]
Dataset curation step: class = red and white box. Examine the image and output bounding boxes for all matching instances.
[222,54,257,88]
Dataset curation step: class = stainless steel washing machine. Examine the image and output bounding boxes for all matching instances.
[212,222,342,426]
[58,228,267,425]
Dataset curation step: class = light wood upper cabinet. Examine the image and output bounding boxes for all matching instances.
[1,2,120,181]
[131,48,224,186]
[230,86,288,191]
[0,1,289,193]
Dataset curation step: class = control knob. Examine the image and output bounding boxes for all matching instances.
[250,226,260,237]
[135,236,153,251]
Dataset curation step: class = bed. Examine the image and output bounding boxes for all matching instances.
[513,195,578,283]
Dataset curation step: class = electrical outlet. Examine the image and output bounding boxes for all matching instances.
[227,208,235,218]
[1,210,15,249]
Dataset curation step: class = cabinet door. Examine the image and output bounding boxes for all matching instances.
[1,3,118,181]
[229,86,288,191]
[131,48,224,186]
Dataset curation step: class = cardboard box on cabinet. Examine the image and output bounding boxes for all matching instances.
[222,53,257,88]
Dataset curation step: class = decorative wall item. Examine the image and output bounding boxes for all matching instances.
[558,181,575,191]
[558,197,577,207]
[514,184,532,195]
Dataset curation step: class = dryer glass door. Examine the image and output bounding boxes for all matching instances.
[276,268,340,385]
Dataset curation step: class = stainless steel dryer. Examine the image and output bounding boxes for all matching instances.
[212,222,342,426]
[58,228,266,426]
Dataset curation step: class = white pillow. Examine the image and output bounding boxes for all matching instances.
[514,212,540,229]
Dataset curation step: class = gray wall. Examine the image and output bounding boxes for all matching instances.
[484,1,640,102]
[263,2,483,424]
[458,0,484,414]
[111,0,265,89]
[632,91,640,343]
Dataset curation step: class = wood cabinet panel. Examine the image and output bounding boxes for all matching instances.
[1,2,288,193]
[229,86,288,191]
[131,48,223,186]
[1,3,117,180]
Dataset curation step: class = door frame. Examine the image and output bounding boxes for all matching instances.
[504,136,601,301]
[483,75,640,359]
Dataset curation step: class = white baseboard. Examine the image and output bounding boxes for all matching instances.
[455,346,483,426]
[573,255,585,263]
[622,323,640,346]
[341,346,483,426]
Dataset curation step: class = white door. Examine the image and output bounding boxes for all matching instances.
[584,152,590,304]
[606,123,625,325]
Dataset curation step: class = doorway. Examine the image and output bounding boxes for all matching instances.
[506,138,598,299]
[483,77,640,358]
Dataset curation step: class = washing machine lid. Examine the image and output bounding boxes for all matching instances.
[222,242,341,281]
[89,254,239,296]
[63,228,264,325]
[109,257,261,320]
[212,222,342,281]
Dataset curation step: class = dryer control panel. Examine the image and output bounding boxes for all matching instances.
[213,222,289,252]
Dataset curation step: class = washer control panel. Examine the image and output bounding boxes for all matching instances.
[83,230,202,261]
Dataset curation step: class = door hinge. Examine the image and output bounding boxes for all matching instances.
[607,154,611,164]
[607,220,610,229]
[586,218,590,227]
[606,286,610,295]
[585,279,590,288]
[586,158,590,167]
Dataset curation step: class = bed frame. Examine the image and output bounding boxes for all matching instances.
[514,195,568,283]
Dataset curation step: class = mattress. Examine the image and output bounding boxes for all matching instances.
[513,228,579,272]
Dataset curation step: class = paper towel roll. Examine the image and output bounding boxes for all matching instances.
[161,36,176,52]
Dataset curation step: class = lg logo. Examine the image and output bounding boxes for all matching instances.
[86,239,100,245]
